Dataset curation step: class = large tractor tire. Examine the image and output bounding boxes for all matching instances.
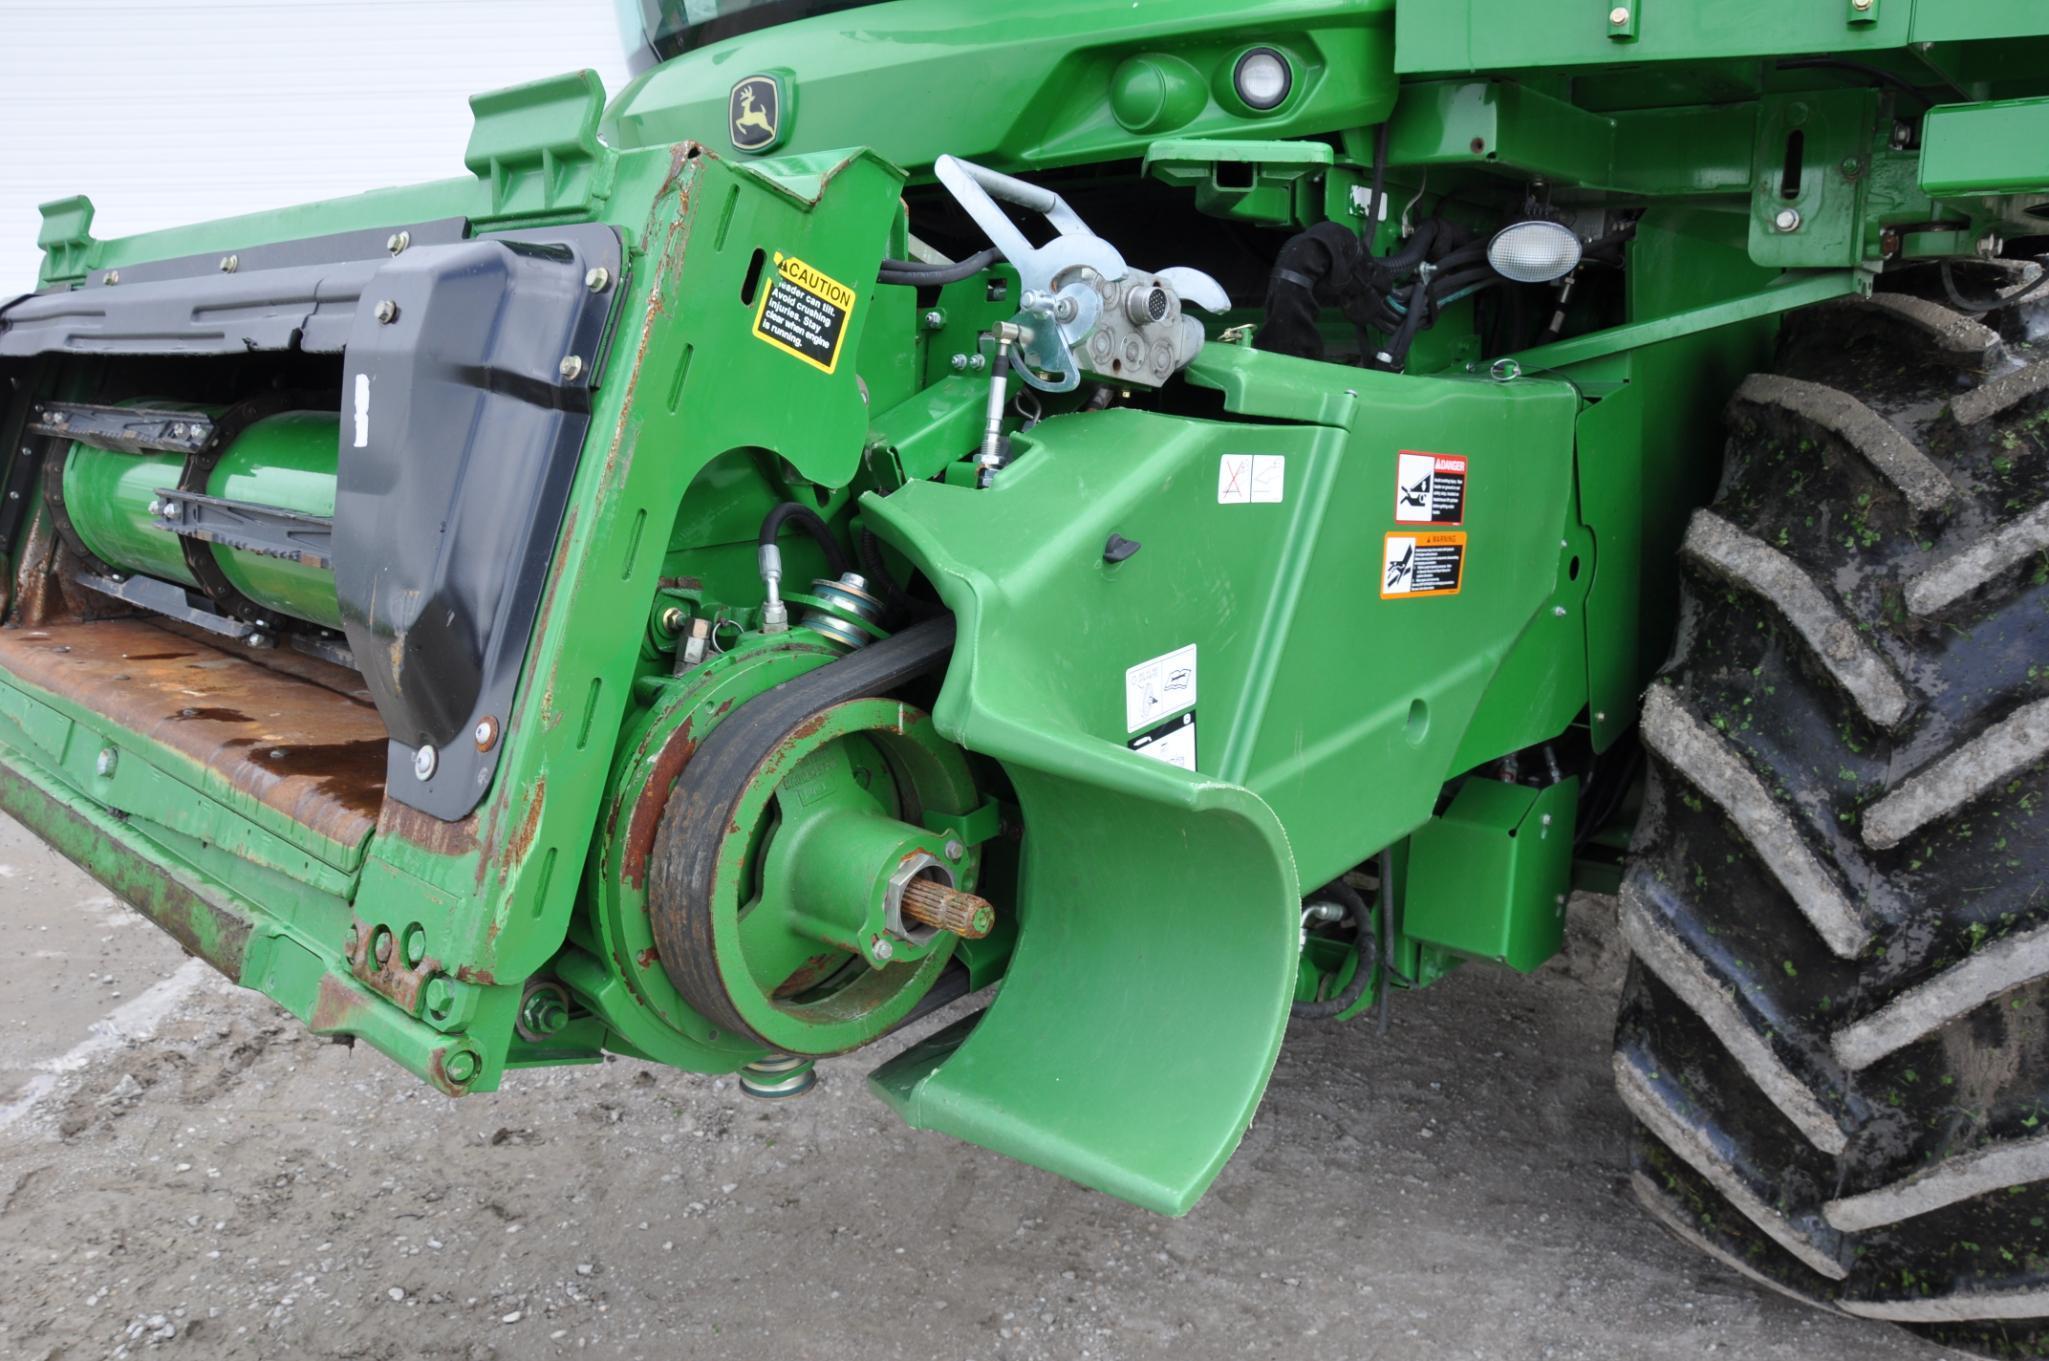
[1618,276,2049,1357]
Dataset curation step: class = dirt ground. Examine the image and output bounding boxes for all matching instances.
[0,814,1950,1361]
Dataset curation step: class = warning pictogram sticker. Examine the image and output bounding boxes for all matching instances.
[1394,451,1467,525]
[1381,531,1466,599]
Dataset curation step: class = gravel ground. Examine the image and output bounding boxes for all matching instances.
[0,815,1951,1361]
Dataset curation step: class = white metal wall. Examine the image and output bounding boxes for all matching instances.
[0,0,632,288]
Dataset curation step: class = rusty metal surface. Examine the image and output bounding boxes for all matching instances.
[0,618,387,849]
[0,759,251,979]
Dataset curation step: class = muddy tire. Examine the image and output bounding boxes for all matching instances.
[1617,286,2049,1357]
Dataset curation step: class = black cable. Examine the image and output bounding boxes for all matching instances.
[876,248,1000,286]
[758,502,852,578]
[1774,57,1942,108]
[1940,259,2049,315]
[1291,880,1377,1020]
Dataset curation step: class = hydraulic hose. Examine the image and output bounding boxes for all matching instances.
[758,502,852,578]
[876,249,1001,287]
[1291,880,1378,1020]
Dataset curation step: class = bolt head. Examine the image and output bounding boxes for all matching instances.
[373,930,393,964]
[949,353,969,372]
[387,231,410,255]
[424,976,456,1018]
[103,270,119,285]
[413,743,438,781]
[1774,208,1803,233]
[219,254,238,273]
[147,498,163,516]
[1609,5,1630,22]
[161,500,180,519]
[443,1051,478,1084]
[473,716,499,751]
[558,354,585,382]
[373,298,399,324]
[923,309,946,329]
[1853,0,1872,9]
[585,266,611,292]
[658,606,686,636]
[872,937,895,963]
[95,747,117,777]
[944,839,966,861]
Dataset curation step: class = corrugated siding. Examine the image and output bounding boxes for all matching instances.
[0,0,632,287]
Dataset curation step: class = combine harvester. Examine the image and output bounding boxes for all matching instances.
[5,1,2049,1348]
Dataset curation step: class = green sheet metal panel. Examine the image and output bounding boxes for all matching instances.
[1403,776,1575,973]
[1396,0,1910,75]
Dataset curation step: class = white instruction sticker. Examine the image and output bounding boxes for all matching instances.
[351,372,371,449]
[1218,454,1285,504]
[1129,711,1197,771]
[1125,643,1197,733]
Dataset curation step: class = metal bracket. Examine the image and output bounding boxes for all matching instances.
[26,402,212,455]
[34,195,96,285]
[152,488,333,571]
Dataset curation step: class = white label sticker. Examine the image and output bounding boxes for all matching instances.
[1129,711,1197,770]
[1125,643,1197,733]
[1218,454,1285,505]
[351,372,371,449]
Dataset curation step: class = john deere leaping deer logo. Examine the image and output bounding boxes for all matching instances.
[729,75,783,153]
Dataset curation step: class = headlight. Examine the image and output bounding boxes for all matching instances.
[1487,219,1585,284]
[1232,48,1293,112]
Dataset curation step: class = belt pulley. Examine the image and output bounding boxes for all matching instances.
[646,616,994,1056]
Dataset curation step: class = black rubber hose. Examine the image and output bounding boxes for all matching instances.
[759,502,852,578]
[1253,221,1371,361]
[857,526,935,620]
[876,248,1001,286]
[1292,880,1377,1020]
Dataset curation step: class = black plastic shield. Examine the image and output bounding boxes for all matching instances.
[336,224,622,819]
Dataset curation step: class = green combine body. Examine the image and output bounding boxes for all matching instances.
[10,1,2049,1346]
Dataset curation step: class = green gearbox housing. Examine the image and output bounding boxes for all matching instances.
[2,0,2049,1220]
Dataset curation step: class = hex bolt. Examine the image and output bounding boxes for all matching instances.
[473,716,500,752]
[520,989,569,1037]
[1774,208,1803,233]
[944,839,966,861]
[147,498,163,516]
[559,355,586,382]
[585,266,611,293]
[922,309,946,330]
[658,605,686,636]
[373,298,399,325]
[413,743,438,781]
[161,500,181,520]
[949,353,970,372]
[1609,6,1630,22]
[423,975,456,1020]
[103,270,119,285]
[1853,0,1873,9]
[442,1050,479,1084]
[871,937,896,963]
[387,231,410,255]
[219,254,238,273]
[403,924,428,968]
[1553,605,1568,617]
[95,747,118,778]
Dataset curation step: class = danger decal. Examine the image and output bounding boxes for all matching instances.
[753,253,856,374]
[1394,451,1467,526]
[1382,531,1467,599]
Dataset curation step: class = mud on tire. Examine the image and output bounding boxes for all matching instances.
[1618,279,2049,1358]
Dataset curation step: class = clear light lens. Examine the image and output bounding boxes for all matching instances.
[1234,50,1292,111]
[1487,220,1585,284]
